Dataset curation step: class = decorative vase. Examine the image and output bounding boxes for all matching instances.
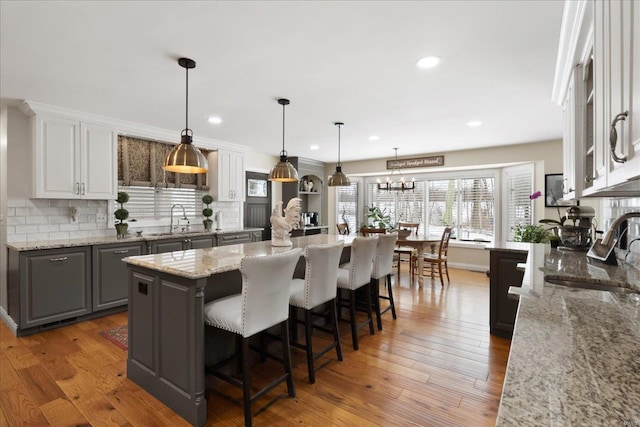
[203,218,213,232]
[115,223,128,238]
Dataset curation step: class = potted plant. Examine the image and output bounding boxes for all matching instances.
[513,224,550,243]
[114,191,129,238]
[202,194,213,231]
[362,205,392,232]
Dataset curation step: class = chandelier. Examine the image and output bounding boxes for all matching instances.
[377,148,415,192]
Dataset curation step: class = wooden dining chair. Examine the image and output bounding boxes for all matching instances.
[395,222,420,280]
[360,227,386,236]
[336,223,350,235]
[421,227,452,287]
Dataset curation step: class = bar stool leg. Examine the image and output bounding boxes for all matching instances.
[280,320,296,397]
[241,337,252,427]
[329,299,343,361]
[349,290,359,350]
[304,309,315,384]
[387,274,397,319]
[364,283,375,335]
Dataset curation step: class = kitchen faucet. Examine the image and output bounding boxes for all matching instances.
[587,211,640,264]
[170,204,190,234]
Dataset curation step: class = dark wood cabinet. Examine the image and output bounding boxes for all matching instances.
[150,236,214,253]
[92,242,146,311]
[215,231,253,246]
[489,249,527,338]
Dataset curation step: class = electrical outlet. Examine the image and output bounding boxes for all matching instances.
[97,213,107,223]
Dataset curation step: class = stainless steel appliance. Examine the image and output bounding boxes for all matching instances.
[559,205,596,250]
[301,212,319,226]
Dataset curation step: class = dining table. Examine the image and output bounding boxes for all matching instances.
[396,234,442,285]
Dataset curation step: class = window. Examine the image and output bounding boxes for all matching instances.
[335,182,358,234]
[119,186,205,223]
[367,174,495,242]
[502,165,534,241]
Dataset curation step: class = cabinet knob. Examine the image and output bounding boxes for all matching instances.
[609,111,628,164]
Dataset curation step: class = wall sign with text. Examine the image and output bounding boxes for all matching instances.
[386,155,444,169]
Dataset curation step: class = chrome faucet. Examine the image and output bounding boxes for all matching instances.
[588,211,640,264]
[170,204,190,234]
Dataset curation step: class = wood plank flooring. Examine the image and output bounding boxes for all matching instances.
[0,267,510,426]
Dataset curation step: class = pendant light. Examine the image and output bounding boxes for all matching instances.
[163,57,208,174]
[328,122,351,186]
[268,98,299,182]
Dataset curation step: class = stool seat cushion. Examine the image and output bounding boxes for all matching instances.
[289,278,306,308]
[203,293,244,335]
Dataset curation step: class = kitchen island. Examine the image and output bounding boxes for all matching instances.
[122,234,354,426]
[496,244,640,425]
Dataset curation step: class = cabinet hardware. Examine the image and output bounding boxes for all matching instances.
[82,182,85,195]
[138,282,148,295]
[609,111,628,163]
[584,175,593,184]
[114,250,129,254]
[76,182,80,195]
[49,257,68,262]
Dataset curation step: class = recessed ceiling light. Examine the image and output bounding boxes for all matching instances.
[466,121,483,127]
[310,145,319,150]
[416,56,441,69]
[368,135,380,141]
[208,116,222,124]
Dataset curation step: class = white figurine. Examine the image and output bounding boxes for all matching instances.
[270,198,302,246]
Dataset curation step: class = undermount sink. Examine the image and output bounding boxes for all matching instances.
[544,276,638,294]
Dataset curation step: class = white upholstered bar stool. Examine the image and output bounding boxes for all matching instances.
[289,241,344,384]
[203,248,302,427]
[336,237,378,350]
[371,233,398,330]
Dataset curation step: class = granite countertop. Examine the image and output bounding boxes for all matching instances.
[496,244,640,426]
[6,227,263,251]
[123,234,354,279]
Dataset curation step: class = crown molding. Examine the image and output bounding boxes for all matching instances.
[19,100,249,153]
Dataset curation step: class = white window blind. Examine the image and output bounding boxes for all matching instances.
[458,178,494,241]
[503,167,533,241]
[119,186,205,222]
[367,182,425,232]
[426,179,458,237]
[335,182,358,234]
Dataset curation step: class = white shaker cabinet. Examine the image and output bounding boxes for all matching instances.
[208,149,245,202]
[554,0,640,197]
[31,114,117,199]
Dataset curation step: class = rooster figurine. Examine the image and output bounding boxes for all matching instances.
[270,198,302,246]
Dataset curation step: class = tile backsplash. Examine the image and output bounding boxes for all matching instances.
[6,197,242,243]
[601,196,640,267]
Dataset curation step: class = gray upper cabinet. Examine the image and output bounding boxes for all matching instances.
[13,247,92,329]
[92,242,146,311]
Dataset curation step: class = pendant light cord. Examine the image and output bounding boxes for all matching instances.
[185,65,189,132]
[337,123,342,166]
[281,102,286,156]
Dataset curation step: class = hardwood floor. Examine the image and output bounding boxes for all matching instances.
[0,267,510,426]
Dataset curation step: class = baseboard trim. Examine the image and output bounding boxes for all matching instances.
[448,262,488,272]
[0,307,18,335]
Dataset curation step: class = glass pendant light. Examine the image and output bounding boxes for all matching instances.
[164,57,208,174]
[268,98,299,182]
[328,122,351,186]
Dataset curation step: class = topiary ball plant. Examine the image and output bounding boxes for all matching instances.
[202,194,214,231]
[115,191,129,224]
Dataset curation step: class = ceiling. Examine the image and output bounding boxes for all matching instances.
[0,0,564,164]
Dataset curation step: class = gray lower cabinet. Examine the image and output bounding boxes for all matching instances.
[150,236,214,253]
[92,242,146,311]
[215,231,253,246]
[9,247,92,330]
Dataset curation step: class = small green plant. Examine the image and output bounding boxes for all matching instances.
[114,191,129,224]
[365,205,392,230]
[513,224,550,243]
[202,194,213,219]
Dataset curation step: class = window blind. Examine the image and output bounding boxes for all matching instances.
[119,186,205,222]
[503,167,533,241]
[426,179,458,237]
[458,178,494,241]
[335,182,358,234]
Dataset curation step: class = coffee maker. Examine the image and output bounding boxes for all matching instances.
[559,205,596,250]
[301,212,319,226]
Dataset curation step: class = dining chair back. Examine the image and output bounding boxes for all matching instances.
[336,223,350,235]
[360,227,386,236]
[395,222,420,282]
[398,222,420,235]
